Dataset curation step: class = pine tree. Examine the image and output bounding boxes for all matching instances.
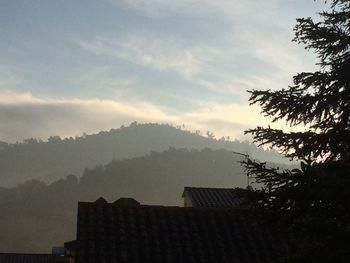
[244,1,350,261]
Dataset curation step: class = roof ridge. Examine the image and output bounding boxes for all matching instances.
[184,186,235,190]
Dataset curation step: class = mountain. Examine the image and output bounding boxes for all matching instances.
[0,147,254,252]
[0,122,288,187]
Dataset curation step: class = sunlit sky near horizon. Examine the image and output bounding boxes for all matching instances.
[0,0,327,142]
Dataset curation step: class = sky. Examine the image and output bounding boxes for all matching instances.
[0,0,327,143]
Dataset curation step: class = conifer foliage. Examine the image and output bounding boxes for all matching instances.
[244,1,350,261]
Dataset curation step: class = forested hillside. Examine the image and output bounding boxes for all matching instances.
[0,148,252,252]
[0,123,286,187]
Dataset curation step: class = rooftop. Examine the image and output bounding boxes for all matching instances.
[75,197,287,263]
[0,253,68,263]
[182,187,248,208]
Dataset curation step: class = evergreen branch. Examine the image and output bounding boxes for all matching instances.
[245,127,350,160]
[248,69,350,129]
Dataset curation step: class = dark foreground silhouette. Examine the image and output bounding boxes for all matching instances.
[0,147,290,252]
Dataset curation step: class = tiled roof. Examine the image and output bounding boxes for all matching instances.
[183,187,247,208]
[0,253,68,263]
[75,198,287,263]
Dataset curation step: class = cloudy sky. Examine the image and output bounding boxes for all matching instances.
[0,0,326,142]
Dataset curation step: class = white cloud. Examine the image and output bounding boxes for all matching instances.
[0,90,269,143]
[0,0,322,144]
[0,90,44,104]
[180,102,267,139]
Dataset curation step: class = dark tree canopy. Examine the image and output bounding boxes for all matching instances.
[244,1,350,262]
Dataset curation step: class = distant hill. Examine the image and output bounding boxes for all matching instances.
[0,122,288,187]
[0,147,257,252]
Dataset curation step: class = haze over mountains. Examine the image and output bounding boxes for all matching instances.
[0,148,245,252]
[0,123,292,252]
[0,123,288,187]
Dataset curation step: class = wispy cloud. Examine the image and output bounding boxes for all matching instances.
[70,66,138,98]
[241,31,317,78]
[115,0,318,95]
[76,32,315,100]
[78,0,320,99]
[119,0,257,18]
[0,0,323,144]
[119,0,304,30]
[77,35,218,78]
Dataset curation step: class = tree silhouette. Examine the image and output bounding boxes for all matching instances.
[244,1,350,261]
